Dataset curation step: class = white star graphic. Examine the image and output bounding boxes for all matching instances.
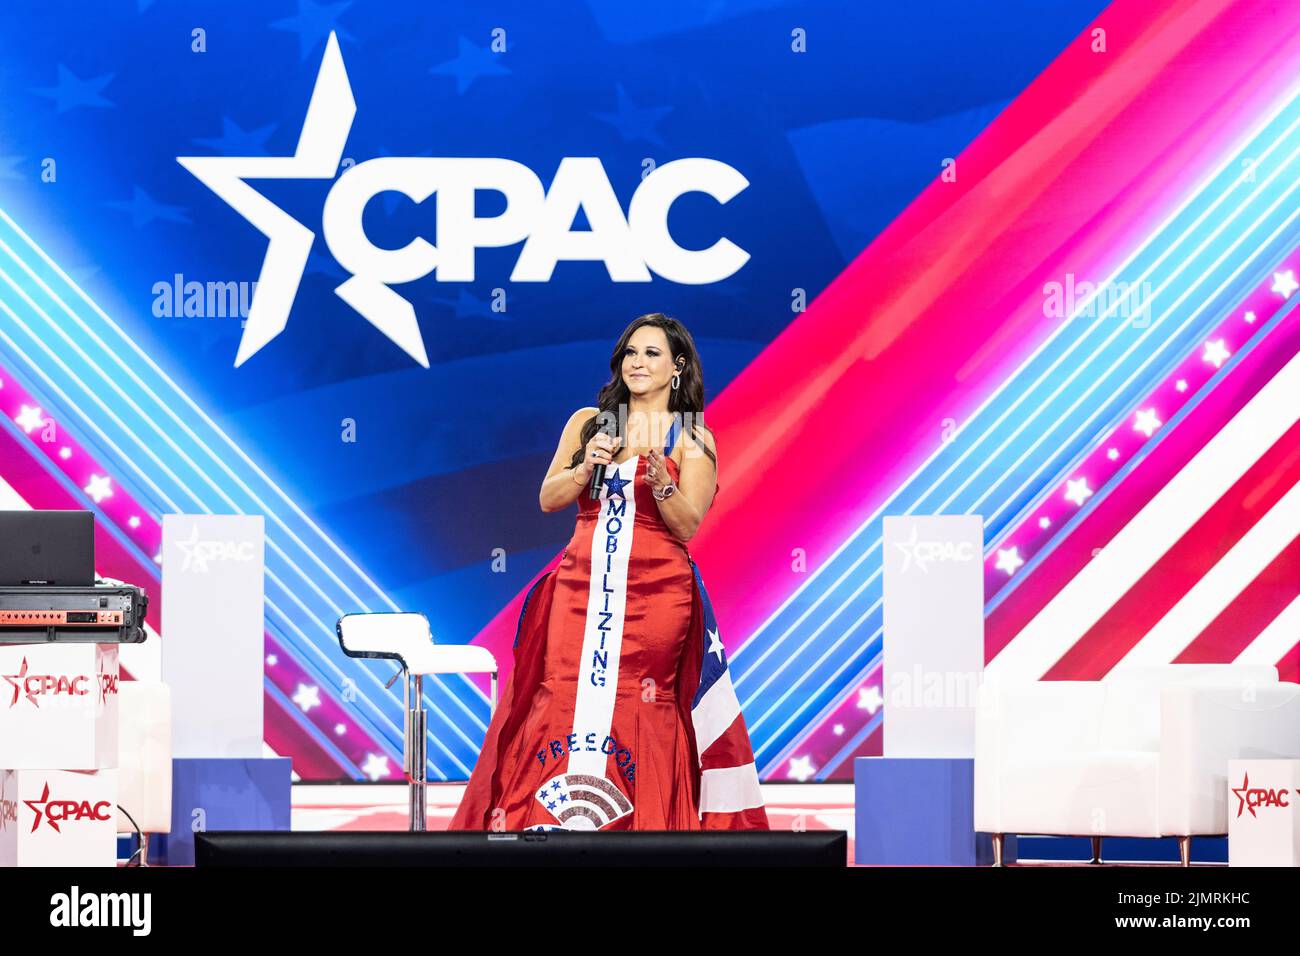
[1064,477,1093,506]
[1271,269,1298,299]
[173,525,206,572]
[706,627,725,663]
[856,685,883,714]
[1107,447,1120,460]
[178,34,427,368]
[1133,407,1162,438]
[832,723,844,736]
[84,474,113,503]
[1243,311,1256,324]
[1202,339,1230,369]
[994,547,1024,576]
[894,525,929,574]
[292,683,321,712]
[1175,379,1188,392]
[1039,516,1052,528]
[787,755,816,782]
[14,404,44,433]
[361,753,391,781]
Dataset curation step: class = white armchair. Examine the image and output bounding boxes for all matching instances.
[974,664,1300,865]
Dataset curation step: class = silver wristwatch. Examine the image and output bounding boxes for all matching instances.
[653,481,676,501]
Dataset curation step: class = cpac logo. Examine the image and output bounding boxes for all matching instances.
[1232,772,1290,819]
[3,657,90,708]
[24,783,113,834]
[98,671,118,705]
[179,33,750,369]
[895,525,977,574]
[0,796,16,832]
[174,526,256,573]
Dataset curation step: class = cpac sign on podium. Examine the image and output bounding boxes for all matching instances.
[0,643,118,769]
[1228,759,1300,867]
[0,644,120,866]
[0,769,119,867]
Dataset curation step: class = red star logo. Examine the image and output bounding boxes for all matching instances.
[23,782,54,833]
[1231,772,1254,819]
[2,657,36,708]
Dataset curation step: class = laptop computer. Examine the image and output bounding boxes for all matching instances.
[0,510,95,586]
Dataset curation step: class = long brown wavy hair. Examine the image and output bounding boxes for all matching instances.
[568,313,718,470]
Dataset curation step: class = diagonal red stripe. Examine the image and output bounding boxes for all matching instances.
[1174,532,1300,664]
[987,315,1300,663]
[1040,420,1300,680]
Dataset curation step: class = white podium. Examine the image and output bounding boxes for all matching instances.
[0,769,118,867]
[1228,759,1300,867]
[0,643,120,866]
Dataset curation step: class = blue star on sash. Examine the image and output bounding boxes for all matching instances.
[603,467,631,498]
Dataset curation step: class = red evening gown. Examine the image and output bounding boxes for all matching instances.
[448,426,769,831]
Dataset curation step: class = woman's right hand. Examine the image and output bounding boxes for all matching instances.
[577,430,620,481]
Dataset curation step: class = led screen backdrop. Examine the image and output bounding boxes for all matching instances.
[0,0,1296,782]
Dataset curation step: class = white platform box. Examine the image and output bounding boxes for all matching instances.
[1229,759,1299,867]
[0,644,119,770]
[0,769,118,867]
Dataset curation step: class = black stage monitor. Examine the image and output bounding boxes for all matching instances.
[195,830,847,867]
[0,510,94,586]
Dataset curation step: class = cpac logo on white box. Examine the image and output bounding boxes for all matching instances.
[179,33,749,369]
[173,526,256,573]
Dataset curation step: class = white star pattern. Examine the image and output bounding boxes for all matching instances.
[266,654,278,666]
[1244,311,1256,324]
[292,683,321,712]
[334,723,347,735]
[1202,339,1230,368]
[84,474,113,503]
[1064,477,1093,507]
[1175,379,1188,392]
[833,723,844,736]
[787,755,816,782]
[1039,516,1051,529]
[14,404,44,433]
[706,627,725,663]
[995,547,1024,575]
[59,447,71,459]
[1271,269,1298,299]
[361,753,391,781]
[1133,408,1162,438]
[857,685,883,714]
[1107,447,1120,460]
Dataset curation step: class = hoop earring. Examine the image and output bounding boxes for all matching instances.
[671,371,681,390]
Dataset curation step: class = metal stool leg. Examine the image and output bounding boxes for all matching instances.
[403,669,427,832]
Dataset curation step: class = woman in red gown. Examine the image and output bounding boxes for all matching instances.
[449,313,769,831]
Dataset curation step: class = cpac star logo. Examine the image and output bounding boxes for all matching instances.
[894,525,977,574]
[173,525,256,573]
[1232,771,1290,819]
[179,33,750,369]
[23,782,113,834]
[3,657,91,709]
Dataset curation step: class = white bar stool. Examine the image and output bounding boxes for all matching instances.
[335,612,497,831]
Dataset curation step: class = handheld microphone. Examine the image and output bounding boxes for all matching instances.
[588,417,618,500]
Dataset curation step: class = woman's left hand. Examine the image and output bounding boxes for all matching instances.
[644,449,672,494]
